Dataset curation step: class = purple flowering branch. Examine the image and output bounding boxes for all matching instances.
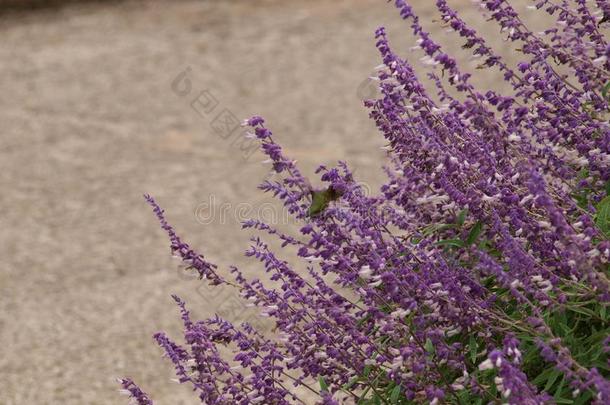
[122,1,610,404]
[118,378,153,405]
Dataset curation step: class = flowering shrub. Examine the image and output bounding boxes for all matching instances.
[121,1,610,404]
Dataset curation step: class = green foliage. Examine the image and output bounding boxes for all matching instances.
[319,376,329,393]
[331,27,610,405]
[410,202,609,404]
[601,81,610,100]
[595,195,610,238]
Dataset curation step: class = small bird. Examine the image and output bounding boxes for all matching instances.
[308,186,342,217]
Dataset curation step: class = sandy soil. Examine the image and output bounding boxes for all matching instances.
[0,0,534,403]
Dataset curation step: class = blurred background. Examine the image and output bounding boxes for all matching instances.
[0,0,536,403]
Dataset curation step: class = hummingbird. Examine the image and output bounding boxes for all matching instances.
[298,167,353,218]
[308,185,342,217]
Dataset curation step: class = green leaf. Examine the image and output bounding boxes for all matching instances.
[422,223,456,236]
[342,376,359,390]
[319,376,329,393]
[595,195,610,237]
[554,376,566,400]
[466,221,483,246]
[358,386,372,404]
[469,334,479,364]
[424,338,435,354]
[363,364,373,377]
[456,209,468,226]
[573,390,593,405]
[566,305,597,318]
[602,81,610,100]
[533,366,555,386]
[390,385,401,403]
[357,314,371,327]
[544,369,562,392]
[555,311,575,336]
[435,239,465,248]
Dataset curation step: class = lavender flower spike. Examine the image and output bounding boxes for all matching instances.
[123,2,610,404]
[144,194,222,285]
[118,378,153,405]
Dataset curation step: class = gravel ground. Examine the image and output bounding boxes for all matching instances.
[0,0,535,403]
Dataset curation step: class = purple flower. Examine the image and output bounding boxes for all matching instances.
[118,378,153,405]
[246,115,265,126]
[125,1,610,403]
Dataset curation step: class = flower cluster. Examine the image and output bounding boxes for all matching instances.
[123,1,609,404]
